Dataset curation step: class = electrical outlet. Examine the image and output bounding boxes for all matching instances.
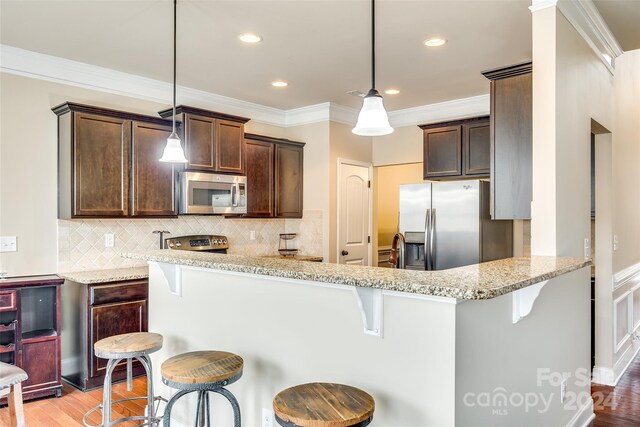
[104,233,115,248]
[262,408,274,427]
[560,379,567,403]
[0,236,17,252]
[613,235,619,251]
[584,238,591,260]
[250,230,256,241]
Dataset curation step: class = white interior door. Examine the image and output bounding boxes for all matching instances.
[338,160,371,266]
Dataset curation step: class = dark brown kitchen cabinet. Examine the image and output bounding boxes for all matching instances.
[482,62,532,220]
[275,143,304,218]
[0,276,63,403]
[419,117,490,180]
[131,121,176,216]
[245,138,275,217]
[244,134,304,218]
[53,103,177,219]
[158,105,249,174]
[61,278,149,391]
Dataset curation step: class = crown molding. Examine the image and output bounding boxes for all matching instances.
[1,44,490,130]
[388,94,490,127]
[0,44,287,126]
[529,0,623,74]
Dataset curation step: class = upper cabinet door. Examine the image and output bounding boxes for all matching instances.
[216,120,245,173]
[184,113,216,171]
[423,125,462,179]
[131,121,177,216]
[483,62,532,220]
[245,138,274,217]
[463,120,490,176]
[73,112,131,217]
[275,144,303,218]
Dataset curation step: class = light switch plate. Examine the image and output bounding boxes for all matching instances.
[0,236,17,252]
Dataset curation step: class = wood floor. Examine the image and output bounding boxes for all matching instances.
[589,354,640,427]
[1,357,639,426]
[0,378,149,427]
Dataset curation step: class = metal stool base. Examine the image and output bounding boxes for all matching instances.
[275,415,373,427]
[84,354,160,427]
[162,374,242,427]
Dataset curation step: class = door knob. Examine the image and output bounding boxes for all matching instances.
[341,250,349,256]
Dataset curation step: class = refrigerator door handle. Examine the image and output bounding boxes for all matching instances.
[424,209,431,270]
[430,208,437,270]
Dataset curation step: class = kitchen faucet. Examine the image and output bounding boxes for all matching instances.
[152,230,170,249]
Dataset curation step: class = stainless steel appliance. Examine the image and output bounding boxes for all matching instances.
[392,180,512,270]
[180,172,247,215]
[165,235,229,253]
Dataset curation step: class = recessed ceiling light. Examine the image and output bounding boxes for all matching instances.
[239,33,262,43]
[271,81,288,88]
[385,89,400,95]
[424,38,447,47]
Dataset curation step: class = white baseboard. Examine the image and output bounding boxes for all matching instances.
[566,399,595,427]
[592,339,640,386]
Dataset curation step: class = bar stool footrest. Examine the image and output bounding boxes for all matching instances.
[82,395,167,427]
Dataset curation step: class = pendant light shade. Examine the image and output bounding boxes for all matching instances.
[352,89,393,136]
[160,0,188,163]
[352,0,393,136]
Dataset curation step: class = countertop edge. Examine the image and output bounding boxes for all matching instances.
[121,251,590,300]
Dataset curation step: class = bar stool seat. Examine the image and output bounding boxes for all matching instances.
[0,362,28,427]
[85,332,164,427]
[161,351,243,427]
[273,383,375,427]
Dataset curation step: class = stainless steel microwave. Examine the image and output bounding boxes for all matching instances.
[179,172,247,215]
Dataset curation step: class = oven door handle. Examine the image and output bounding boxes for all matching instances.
[231,183,239,207]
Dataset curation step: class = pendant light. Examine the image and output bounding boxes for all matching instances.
[352,0,393,136]
[160,0,188,163]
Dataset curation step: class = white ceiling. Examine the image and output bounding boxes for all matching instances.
[2,1,534,111]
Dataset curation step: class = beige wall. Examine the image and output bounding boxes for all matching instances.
[0,73,174,276]
[372,124,423,166]
[374,163,424,247]
[329,122,373,263]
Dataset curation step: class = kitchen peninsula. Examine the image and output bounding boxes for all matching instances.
[122,250,592,427]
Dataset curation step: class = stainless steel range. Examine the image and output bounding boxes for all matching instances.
[165,235,229,254]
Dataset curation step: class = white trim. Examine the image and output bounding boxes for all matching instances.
[0,44,491,131]
[594,341,640,386]
[336,158,373,268]
[591,365,615,386]
[612,261,640,291]
[529,0,624,74]
[566,398,595,427]
[387,94,490,128]
[633,283,640,332]
[613,290,632,353]
[512,280,548,323]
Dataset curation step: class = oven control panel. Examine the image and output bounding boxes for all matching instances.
[165,235,229,251]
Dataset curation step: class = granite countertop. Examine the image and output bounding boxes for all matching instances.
[121,250,589,300]
[261,255,323,262]
[59,266,149,285]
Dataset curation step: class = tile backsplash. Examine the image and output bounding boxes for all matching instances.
[58,210,323,272]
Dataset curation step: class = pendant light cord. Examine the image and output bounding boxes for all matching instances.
[371,0,375,90]
[172,0,177,134]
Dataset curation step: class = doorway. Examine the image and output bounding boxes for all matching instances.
[337,159,372,266]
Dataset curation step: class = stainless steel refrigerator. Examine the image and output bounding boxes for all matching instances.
[394,180,512,270]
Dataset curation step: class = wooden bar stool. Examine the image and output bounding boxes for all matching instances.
[273,383,375,427]
[0,362,28,427]
[161,351,243,427]
[84,332,163,427]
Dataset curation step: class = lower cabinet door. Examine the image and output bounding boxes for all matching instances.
[90,300,148,379]
[21,338,59,394]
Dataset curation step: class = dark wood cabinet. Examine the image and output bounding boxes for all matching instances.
[62,278,149,391]
[245,138,275,217]
[275,143,304,218]
[419,117,490,180]
[53,103,177,219]
[158,106,249,174]
[245,134,304,218]
[482,62,532,220]
[0,276,63,402]
[131,121,176,216]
